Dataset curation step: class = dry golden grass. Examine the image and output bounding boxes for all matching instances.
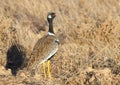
[0,0,120,85]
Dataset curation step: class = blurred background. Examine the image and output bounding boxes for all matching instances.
[0,0,120,85]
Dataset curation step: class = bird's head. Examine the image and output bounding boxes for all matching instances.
[47,12,56,22]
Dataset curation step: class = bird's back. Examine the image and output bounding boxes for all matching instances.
[27,34,59,71]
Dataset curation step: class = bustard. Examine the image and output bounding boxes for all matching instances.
[27,12,59,78]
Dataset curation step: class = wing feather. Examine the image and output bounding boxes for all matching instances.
[27,35,59,70]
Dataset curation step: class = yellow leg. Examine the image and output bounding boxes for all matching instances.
[47,60,52,79]
[42,62,46,78]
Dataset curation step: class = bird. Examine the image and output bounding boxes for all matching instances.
[27,12,59,79]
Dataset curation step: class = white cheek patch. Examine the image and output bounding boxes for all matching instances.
[48,15,52,18]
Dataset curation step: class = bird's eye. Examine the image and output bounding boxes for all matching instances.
[48,15,52,18]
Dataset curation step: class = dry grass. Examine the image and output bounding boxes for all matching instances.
[0,0,120,85]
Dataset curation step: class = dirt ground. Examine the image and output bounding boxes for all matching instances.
[0,0,120,85]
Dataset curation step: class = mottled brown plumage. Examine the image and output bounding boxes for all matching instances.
[26,12,59,73]
[27,34,59,70]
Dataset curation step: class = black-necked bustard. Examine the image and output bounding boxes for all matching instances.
[27,12,59,78]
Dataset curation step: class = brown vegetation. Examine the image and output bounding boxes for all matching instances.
[0,0,120,85]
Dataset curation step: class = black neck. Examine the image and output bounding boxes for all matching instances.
[48,20,54,34]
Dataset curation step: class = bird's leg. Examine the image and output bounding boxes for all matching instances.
[42,62,46,78]
[47,60,52,79]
